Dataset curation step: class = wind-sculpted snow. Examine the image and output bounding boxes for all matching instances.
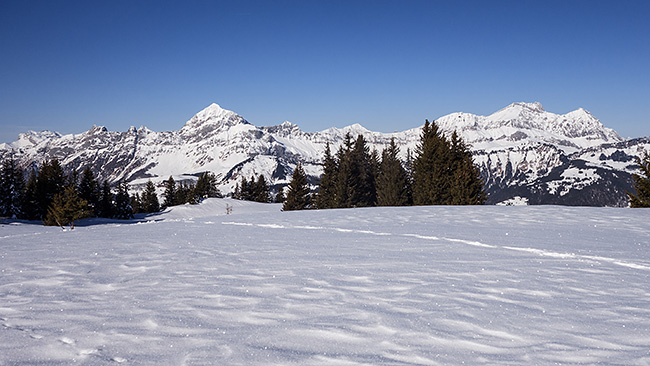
[1,199,650,365]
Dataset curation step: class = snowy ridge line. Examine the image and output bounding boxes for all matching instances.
[221,221,650,271]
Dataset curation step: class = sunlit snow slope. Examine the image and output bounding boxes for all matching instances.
[1,200,649,365]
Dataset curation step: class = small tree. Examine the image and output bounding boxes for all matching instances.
[376,138,410,206]
[275,185,286,203]
[628,152,650,207]
[77,167,99,215]
[252,174,270,203]
[283,164,311,211]
[113,181,133,219]
[141,180,160,213]
[0,156,25,218]
[162,176,176,208]
[97,180,114,218]
[44,187,92,229]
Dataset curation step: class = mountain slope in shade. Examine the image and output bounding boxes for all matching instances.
[1,102,646,206]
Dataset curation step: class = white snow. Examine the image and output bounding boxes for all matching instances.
[2,200,650,365]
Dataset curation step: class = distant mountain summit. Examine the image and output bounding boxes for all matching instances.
[1,102,648,206]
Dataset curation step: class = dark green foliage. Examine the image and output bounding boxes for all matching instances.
[448,131,486,205]
[194,172,221,202]
[0,157,25,218]
[162,176,176,208]
[113,181,133,219]
[412,120,451,205]
[283,164,311,211]
[97,180,114,218]
[316,142,338,209]
[141,180,160,213]
[252,174,270,203]
[233,176,251,200]
[628,152,650,207]
[376,138,411,206]
[77,167,100,215]
[131,193,142,214]
[36,159,66,219]
[44,187,92,229]
[22,169,40,220]
[275,185,286,203]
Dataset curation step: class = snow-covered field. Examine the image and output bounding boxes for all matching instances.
[2,199,649,365]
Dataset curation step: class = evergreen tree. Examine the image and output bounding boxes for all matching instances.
[628,152,650,207]
[0,156,25,218]
[194,172,221,201]
[131,192,143,214]
[113,181,133,219]
[162,176,176,208]
[275,185,286,203]
[77,167,100,215]
[175,182,191,205]
[22,169,40,220]
[283,164,311,211]
[36,159,66,219]
[333,133,354,208]
[448,131,486,205]
[141,180,160,213]
[376,138,410,206]
[412,120,451,205]
[315,142,338,209]
[44,186,92,229]
[252,174,270,203]
[97,180,114,218]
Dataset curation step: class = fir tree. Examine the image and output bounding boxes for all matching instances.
[194,172,221,201]
[77,167,99,215]
[333,133,354,208]
[141,180,160,213]
[628,152,650,207]
[252,174,270,203]
[113,181,133,219]
[97,180,114,218]
[36,159,66,219]
[22,169,40,220]
[376,138,410,206]
[412,120,451,205]
[448,131,486,205]
[162,176,176,208]
[275,185,286,203]
[315,142,338,209]
[0,156,25,218]
[44,186,92,229]
[131,192,143,214]
[283,164,311,211]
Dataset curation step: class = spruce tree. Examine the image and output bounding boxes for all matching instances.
[283,164,311,211]
[628,152,650,207]
[162,176,176,208]
[448,131,486,205]
[0,157,25,218]
[77,167,100,215]
[333,133,354,208]
[376,138,410,206]
[113,181,133,219]
[252,174,270,203]
[131,192,143,214]
[412,120,451,205]
[22,169,40,220]
[142,180,160,213]
[315,142,338,209]
[36,159,66,219]
[44,186,92,229]
[275,185,286,203]
[97,180,114,218]
[194,172,221,201]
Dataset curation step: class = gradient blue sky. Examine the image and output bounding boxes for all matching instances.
[1,0,649,143]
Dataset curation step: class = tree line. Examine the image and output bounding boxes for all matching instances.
[0,157,221,228]
[282,120,487,210]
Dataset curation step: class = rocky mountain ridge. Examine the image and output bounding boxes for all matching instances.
[1,102,648,206]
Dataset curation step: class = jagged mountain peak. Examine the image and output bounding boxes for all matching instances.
[180,103,251,140]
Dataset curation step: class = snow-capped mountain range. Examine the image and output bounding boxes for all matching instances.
[1,102,648,206]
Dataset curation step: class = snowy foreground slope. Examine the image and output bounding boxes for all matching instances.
[1,200,650,365]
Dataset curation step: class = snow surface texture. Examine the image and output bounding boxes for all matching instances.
[2,199,650,365]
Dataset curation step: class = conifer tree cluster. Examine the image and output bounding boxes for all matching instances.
[309,121,486,211]
[283,164,311,211]
[160,172,222,209]
[232,174,271,203]
[628,152,650,208]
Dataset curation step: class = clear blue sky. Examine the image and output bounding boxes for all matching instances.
[1,0,649,143]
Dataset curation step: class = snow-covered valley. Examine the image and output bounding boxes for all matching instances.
[1,200,650,365]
